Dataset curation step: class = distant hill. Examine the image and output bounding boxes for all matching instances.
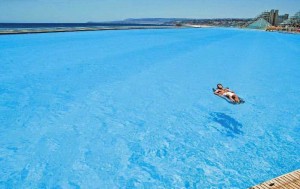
[88,18,253,27]
[121,18,189,25]
[88,18,190,25]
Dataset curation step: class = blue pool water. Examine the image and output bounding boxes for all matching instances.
[0,28,299,188]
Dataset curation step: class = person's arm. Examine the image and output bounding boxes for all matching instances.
[225,88,233,92]
[214,89,222,96]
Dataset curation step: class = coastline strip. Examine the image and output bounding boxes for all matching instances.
[0,26,177,35]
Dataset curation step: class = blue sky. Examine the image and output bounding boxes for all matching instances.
[0,0,299,23]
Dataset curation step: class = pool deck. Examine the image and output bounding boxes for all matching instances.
[250,170,300,189]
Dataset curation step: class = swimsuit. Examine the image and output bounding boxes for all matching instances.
[223,91,235,98]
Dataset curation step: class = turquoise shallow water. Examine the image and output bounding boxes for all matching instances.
[0,28,299,188]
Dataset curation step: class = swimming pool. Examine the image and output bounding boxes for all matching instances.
[0,28,299,188]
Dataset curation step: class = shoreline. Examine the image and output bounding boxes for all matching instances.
[182,24,214,28]
[1,25,299,35]
[0,26,178,35]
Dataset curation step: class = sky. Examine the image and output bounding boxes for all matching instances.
[0,0,299,23]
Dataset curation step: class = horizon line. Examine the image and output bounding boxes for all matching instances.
[0,17,254,24]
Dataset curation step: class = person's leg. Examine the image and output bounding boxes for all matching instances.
[232,95,240,103]
[227,95,235,102]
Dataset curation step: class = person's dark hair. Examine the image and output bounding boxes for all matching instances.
[217,83,223,89]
